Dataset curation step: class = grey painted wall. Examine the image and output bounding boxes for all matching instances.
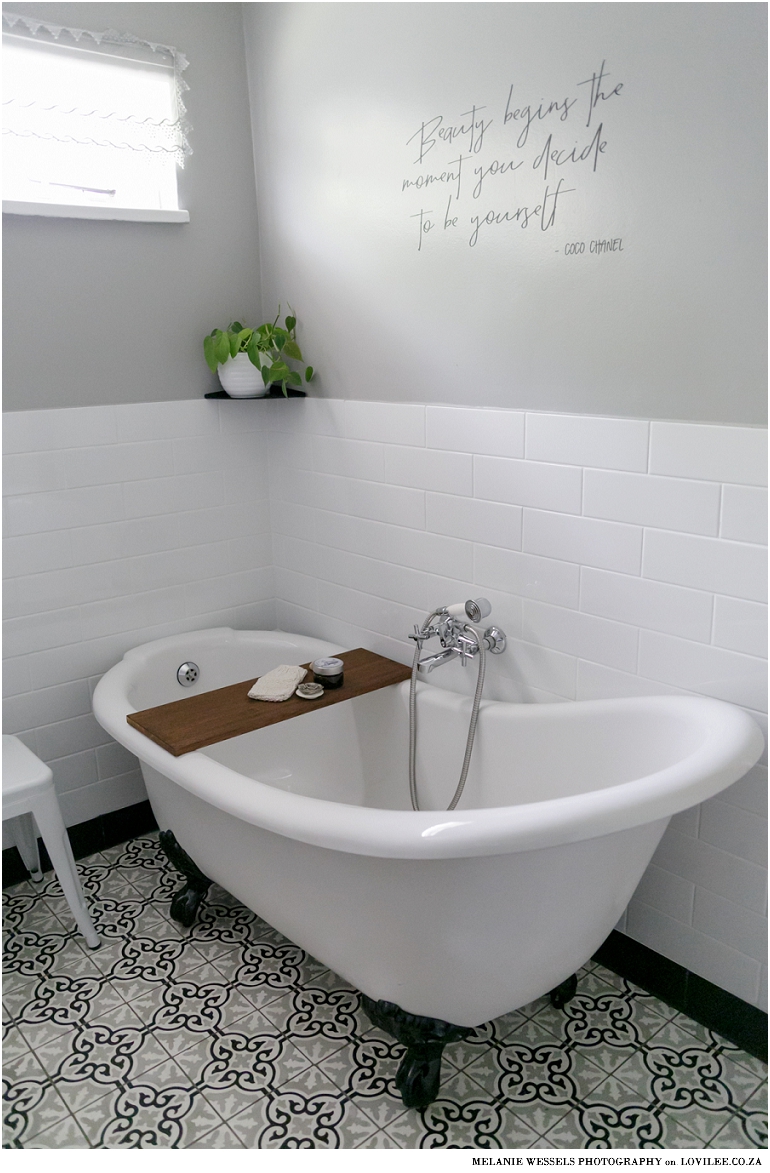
[245,3,767,425]
[2,3,261,411]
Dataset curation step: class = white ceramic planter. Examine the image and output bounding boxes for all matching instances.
[217,352,271,397]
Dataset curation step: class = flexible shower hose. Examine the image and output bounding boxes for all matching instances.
[408,617,487,812]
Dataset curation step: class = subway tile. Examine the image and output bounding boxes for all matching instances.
[274,567,318,612]
[294,397,347,437]
[171,433,241,475]
[668,806,700,838]
[653,829,767,913]
[272,469,352,513]
[507,637,577,699]
[580,567,713,642]
[720,484,768,544]
[130,544,232,594]
[3,405,117,454]
[426,492,522,550]
[27,632,142,691]
[3,656,31,699]
[384,445,473,495]
[95,741,139,781]
[270,501,316,542]
[177,503,268,547]
[184,569,273,618]
[638,630,766,710]
[114,399,217,442]
[62,441,175,488]
[47,749,99,795]
[4,485,124,536]
[345,401,425,446]
[272,533,319,576]
[4,608,82,658]
[344,480,426,529]
[523,510,642,574]
[525,413,649,471]
[314,511,389,560]
[8,561,134,618]
[649,422,767,486]
[217,398,278,435]
[625,902,761,1004]
[576,660,693,702]
[712,596,767,658]
[265,431,315,472]
[692,888,768,963]
[70,515,181,566]
[3,450,67,496]
[228,534,273,572]
[642,530,767,603]
[699,799,767,867]
[315,545,426,608]
[80,587,187,641]
[474,456,582,513]
[2,680,92,736]
[426,406,525,457]
[386,527,474,580]
[583,469,720,535]
[36,713,112,763]
[630,864,695,923]
[315,580,393,636]
[474,545,580,608]
[718,762,767,817]
[3,531,73,578]
[123,471,224,518]
[312,435,385,481]
[223,462,269,504]
[522,599,638,672]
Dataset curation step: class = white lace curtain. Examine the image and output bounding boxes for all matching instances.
[2,11,192,166]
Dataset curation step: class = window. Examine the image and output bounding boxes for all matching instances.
[2,11,191,222]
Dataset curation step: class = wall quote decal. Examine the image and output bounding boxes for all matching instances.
[403,60,625,253]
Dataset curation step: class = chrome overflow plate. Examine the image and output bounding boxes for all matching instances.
[176,662,200,687]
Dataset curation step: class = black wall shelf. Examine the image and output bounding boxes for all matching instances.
[205,387,306,399]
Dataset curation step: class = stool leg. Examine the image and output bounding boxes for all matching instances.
[10,813,43,881]
[31,796,100,949]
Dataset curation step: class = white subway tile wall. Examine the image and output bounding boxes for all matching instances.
[3,400,276,831]
[2,399,767,1009]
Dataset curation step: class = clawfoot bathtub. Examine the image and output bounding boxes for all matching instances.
[93,628,763,1105]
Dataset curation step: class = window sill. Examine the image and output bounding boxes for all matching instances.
[2,200,190,223]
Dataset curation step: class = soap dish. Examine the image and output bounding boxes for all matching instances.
[296,682,325,700]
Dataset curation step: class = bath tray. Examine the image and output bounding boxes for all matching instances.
[126,648,411,756]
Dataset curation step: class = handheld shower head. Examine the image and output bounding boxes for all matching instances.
[445,598,492,623]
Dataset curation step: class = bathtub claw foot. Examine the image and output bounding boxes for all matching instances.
[158,830,212,927]
[361,994,474,1109]
[548,973,578,1009]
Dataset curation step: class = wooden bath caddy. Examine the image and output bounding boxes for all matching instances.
[127,648,411,757]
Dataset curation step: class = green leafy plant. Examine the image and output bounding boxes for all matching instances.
[203,308,315,396]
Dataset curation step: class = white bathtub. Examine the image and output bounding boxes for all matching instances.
[93,627,763,1028]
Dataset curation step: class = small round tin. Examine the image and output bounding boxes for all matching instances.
[311,657,344,689]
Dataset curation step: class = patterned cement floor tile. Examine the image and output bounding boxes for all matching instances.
[4,833,766,1149]
[2,1049,73,1146]
[226,1068,380,1148]
[21,1112,90,1148]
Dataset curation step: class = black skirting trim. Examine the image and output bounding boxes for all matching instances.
[593,929,767,1063]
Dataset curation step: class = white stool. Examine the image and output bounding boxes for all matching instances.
[3,735,100,949]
